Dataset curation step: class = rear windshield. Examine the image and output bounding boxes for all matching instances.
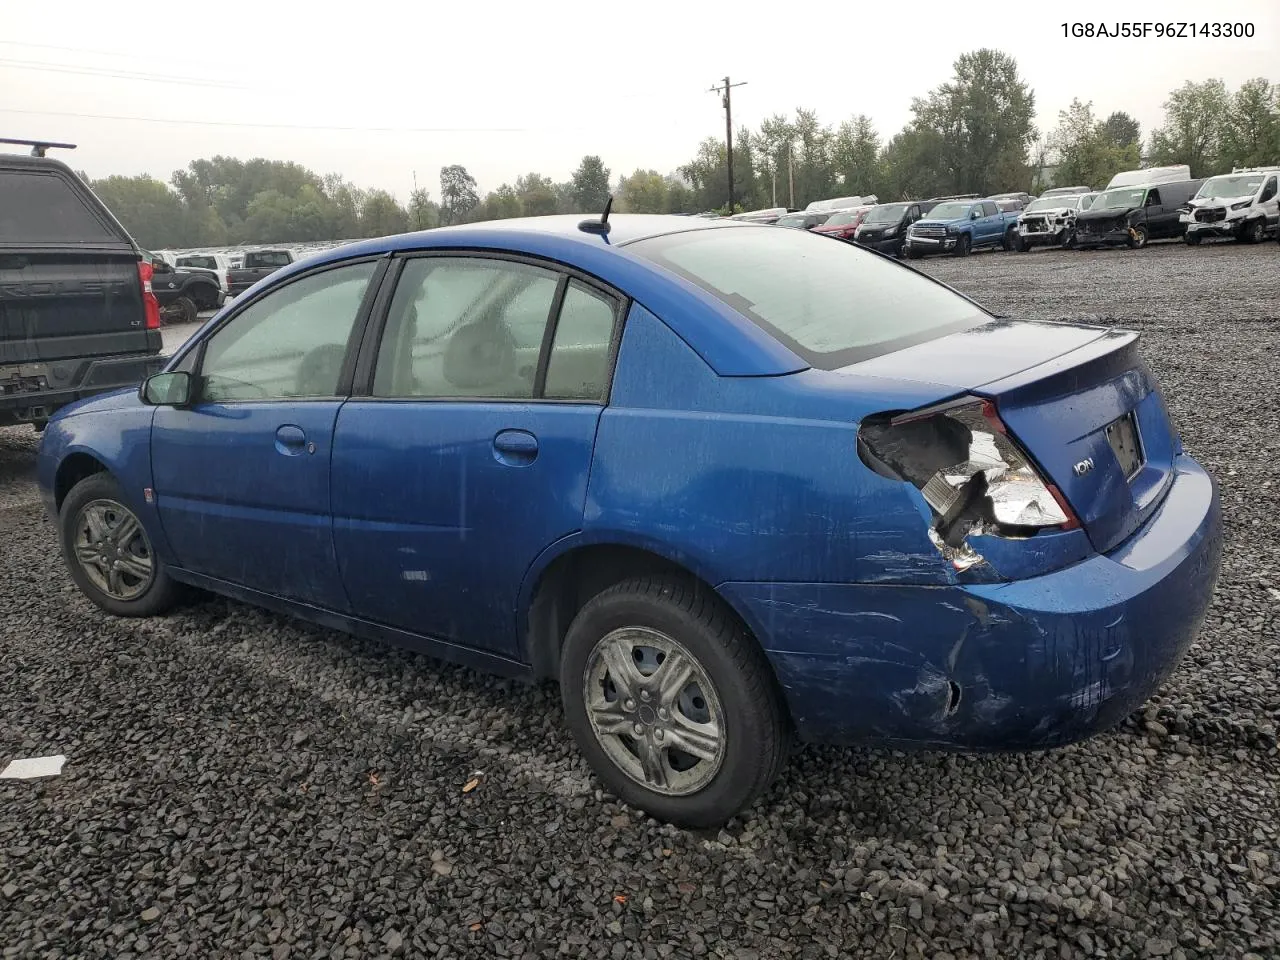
[178,255,219,269]
[0,169,122,244]
[245,250,292,267]
[626,226,990,368]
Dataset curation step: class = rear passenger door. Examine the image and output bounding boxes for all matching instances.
[330,254,624,657]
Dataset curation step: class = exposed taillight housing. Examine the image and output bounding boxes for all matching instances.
[138,259,162,330]
[858,396,1081,571]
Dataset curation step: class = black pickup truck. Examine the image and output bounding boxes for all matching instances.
[0,141,164,430]
[227,248,294,296]
[142,252,223,324]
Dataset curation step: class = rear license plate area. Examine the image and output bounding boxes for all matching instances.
[1106,412,1144,480]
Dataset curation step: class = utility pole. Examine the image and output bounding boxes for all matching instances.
[709,76,746,213]
[787,143,794,209]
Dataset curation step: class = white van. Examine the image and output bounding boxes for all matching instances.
[1180,167,1280,244]
[1105,165,1192,190]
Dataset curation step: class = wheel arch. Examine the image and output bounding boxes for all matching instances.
[54,451,109,512]
[519,536,782,700]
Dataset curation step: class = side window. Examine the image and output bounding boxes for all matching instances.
[908,205,920,221]
[544,281,617,401]
[981,201,998,217]
[1146,189,1161,207]
[1261,177,1277,202]
[198,260,376,402]
[372,257,559,400]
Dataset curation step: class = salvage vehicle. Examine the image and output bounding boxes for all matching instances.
[1180,168,1279,244]
[850,201,932,255]
[226,248,295,296]
[37,214,1223,827]
[175,252,233,299]
[903,199,1016,257]
[811,204,880,240]
[1014,194,1089,250]
[142,251,223,323]
[1038,185,1093,200]
[0,139,164,430]
[1075,179,1204,249]
[774,211,831,230]
[1105,165,1191,190]
[805,195,876,213]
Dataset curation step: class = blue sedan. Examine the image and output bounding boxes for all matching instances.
[38,214,1223,827]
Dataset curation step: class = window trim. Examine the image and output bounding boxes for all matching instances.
[181,254,390,406]
[351,248,629,406]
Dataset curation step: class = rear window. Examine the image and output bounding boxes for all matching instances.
[0,169,121,243]
[626,226,990,368]
[178,255,218,269]
[246,251,292,268]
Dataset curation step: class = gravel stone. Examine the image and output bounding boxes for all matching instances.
[1,242,1278,957]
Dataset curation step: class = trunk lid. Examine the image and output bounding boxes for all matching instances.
[839,319,1180,554]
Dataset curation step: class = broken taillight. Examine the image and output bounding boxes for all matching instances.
[858,396,1081,571]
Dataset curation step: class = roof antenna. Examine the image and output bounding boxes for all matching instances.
[578,195,613,236]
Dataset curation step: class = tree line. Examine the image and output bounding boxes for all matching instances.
[87,50,1279,250]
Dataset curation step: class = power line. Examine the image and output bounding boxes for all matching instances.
[0,107,527,134]
[0,57,243,90]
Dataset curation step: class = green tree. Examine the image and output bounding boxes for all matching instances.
[515,173,558,216]
[616,169,669,213]
[1222,78,1280,170]
[832,114,881,196]
[570,155,611,213]
[439,165,479,225]
[359,190,410,237]
[1048,99,1139,190]
[90,175,188,248]
[910,49,1036,195]
[1149,79,1231,176]
[408,188,440,230]
[1100,111,1141,149]
[878,126,948,200]
[664,178,696,214]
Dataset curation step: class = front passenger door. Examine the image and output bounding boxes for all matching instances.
[151,259,381,607]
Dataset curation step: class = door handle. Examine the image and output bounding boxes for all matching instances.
[275,424,312,456]
[493,429,538,465]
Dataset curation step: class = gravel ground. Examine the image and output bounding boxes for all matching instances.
[2,240,1277,960]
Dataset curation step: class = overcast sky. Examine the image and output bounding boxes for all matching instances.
[3,0,1276,200]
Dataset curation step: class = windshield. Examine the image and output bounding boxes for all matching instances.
[1079,194,1097,210]
[1092,188,1145,210]
[864,203,910,224]
[1025,196,1080,212]
[927,202,973,220]
[823,211,859,226]
[776,215,809,228]
[1195,175,1265,199]
[626,225,989,368]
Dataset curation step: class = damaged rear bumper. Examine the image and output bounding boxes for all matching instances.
[721,455,1222,751]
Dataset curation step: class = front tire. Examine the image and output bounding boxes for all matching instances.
[1184,232,1202,245]
[1128,224,1149,249]
[59,473,182,617]
[953,233,972,257]
[559,576,789,828]
[1242,219,1265,244]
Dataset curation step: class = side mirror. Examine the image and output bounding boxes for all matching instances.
[970,210,981,220]
[141,371,193,407]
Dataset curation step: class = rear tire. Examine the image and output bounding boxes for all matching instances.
[59,473,183,618]
[168,296,197,325]
[559,575,789,828]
